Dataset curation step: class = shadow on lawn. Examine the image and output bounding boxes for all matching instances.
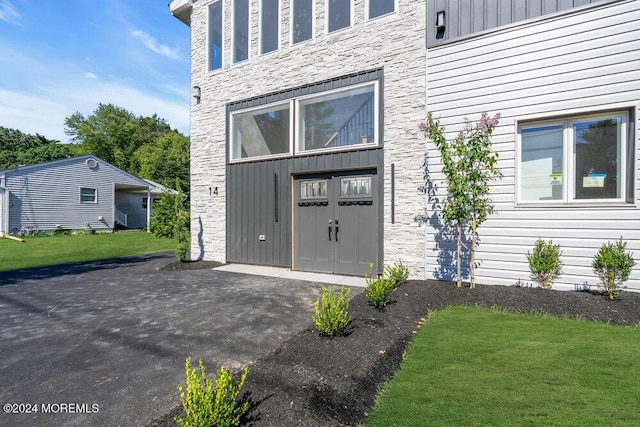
[0,252,174,286]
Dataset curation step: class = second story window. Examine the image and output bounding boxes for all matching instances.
[260,0,279,54]
[208,1,223,70]
[368,0,394,20]
[233,0,250,63]
[292,0,313,44]
[327,0,351,33]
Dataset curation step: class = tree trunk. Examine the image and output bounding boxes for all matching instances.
[470,215,477,289]
[457,221,462,288]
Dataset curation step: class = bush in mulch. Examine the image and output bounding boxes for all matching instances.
[148,280,640,427]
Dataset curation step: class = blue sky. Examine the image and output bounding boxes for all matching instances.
[0,0,191,143]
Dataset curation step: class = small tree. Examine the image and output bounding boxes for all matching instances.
[419,112,502,288]
[527,239,563,290]
[592,238,635,300]
[464,113,502,288]
[419,114,471,287]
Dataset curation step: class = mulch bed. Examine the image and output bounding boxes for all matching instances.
[148,279,640,427]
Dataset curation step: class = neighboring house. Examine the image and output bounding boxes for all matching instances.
[170,0,639,291]
[0,155,170,235]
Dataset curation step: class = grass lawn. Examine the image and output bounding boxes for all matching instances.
[365,305,640,427]
[0,232,176,272]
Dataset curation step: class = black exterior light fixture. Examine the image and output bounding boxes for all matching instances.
[436,10,446,39]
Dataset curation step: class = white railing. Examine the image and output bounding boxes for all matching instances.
[114,208,128,227]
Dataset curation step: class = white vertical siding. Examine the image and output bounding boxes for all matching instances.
[426,0,640,291]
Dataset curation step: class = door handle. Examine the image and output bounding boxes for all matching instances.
[328,225,332,241]
[334,220,339,241]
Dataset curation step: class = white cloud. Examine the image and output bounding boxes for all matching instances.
[131,30,183,61]
[84,72,97,79]
[0,80,190,143]
[0,0,20,24]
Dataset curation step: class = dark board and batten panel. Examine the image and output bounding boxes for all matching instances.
[226,149,384,267]
[428,0,606,46]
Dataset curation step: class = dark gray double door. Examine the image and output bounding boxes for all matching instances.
[294,170,378,276]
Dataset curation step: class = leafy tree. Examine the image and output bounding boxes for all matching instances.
[419,112,502,288]
[0,126,76,169]
[64,103,171,173]
[420,114,471,287]
[132,131,190,192]
[150,179,190,262]
[463,113,502,288]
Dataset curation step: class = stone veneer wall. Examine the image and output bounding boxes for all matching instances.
[188,0,427,277]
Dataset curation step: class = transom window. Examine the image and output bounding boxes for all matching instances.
[260,0,279,54]
[367,0,395,20]
[518,112,630,204]
[291,0,313,44]
[80,188,97,203]
[327,0,351,33]
[208,1,223,70]
[229,81,379,162]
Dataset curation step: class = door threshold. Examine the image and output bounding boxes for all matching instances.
[214,264,366,287]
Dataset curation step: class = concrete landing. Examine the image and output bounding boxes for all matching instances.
[214,264,367,288]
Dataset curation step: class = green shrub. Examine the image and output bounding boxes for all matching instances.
[366,261,408,309]
[385,260,409,287]
[149,192,181,238]
[366,276,397,309]
[527,239,563,290]
[175,358,249,427]
[312,286,351,336]
[592,238,636,300]
[175,209,190,262]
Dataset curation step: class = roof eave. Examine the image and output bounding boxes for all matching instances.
[169,0,192,26]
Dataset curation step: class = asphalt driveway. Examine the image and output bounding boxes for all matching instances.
[0,253,342,426]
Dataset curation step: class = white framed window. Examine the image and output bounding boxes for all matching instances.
[233,0,250,63]
[296,82,378,153]
[80,188,97,204]
[260,0,279,54]
[326,0,352,33]
[291,0,313,44]
[230,101,293,161]
[517,111,630,204]
[228,76,382,163]
[208,1,223,70]
[367,0,395,20]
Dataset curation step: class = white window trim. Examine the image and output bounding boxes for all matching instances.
[232,0,251,64]
[207,0,224,72]
[295,81,380,155]
[229,81,380,163]
[516,111,629,206]
[325,0,353,35]
[80,187,97,204]
[290,0,315,46]
[259,0,280,55]
[365,0,397,22]
[229,100,294,163]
